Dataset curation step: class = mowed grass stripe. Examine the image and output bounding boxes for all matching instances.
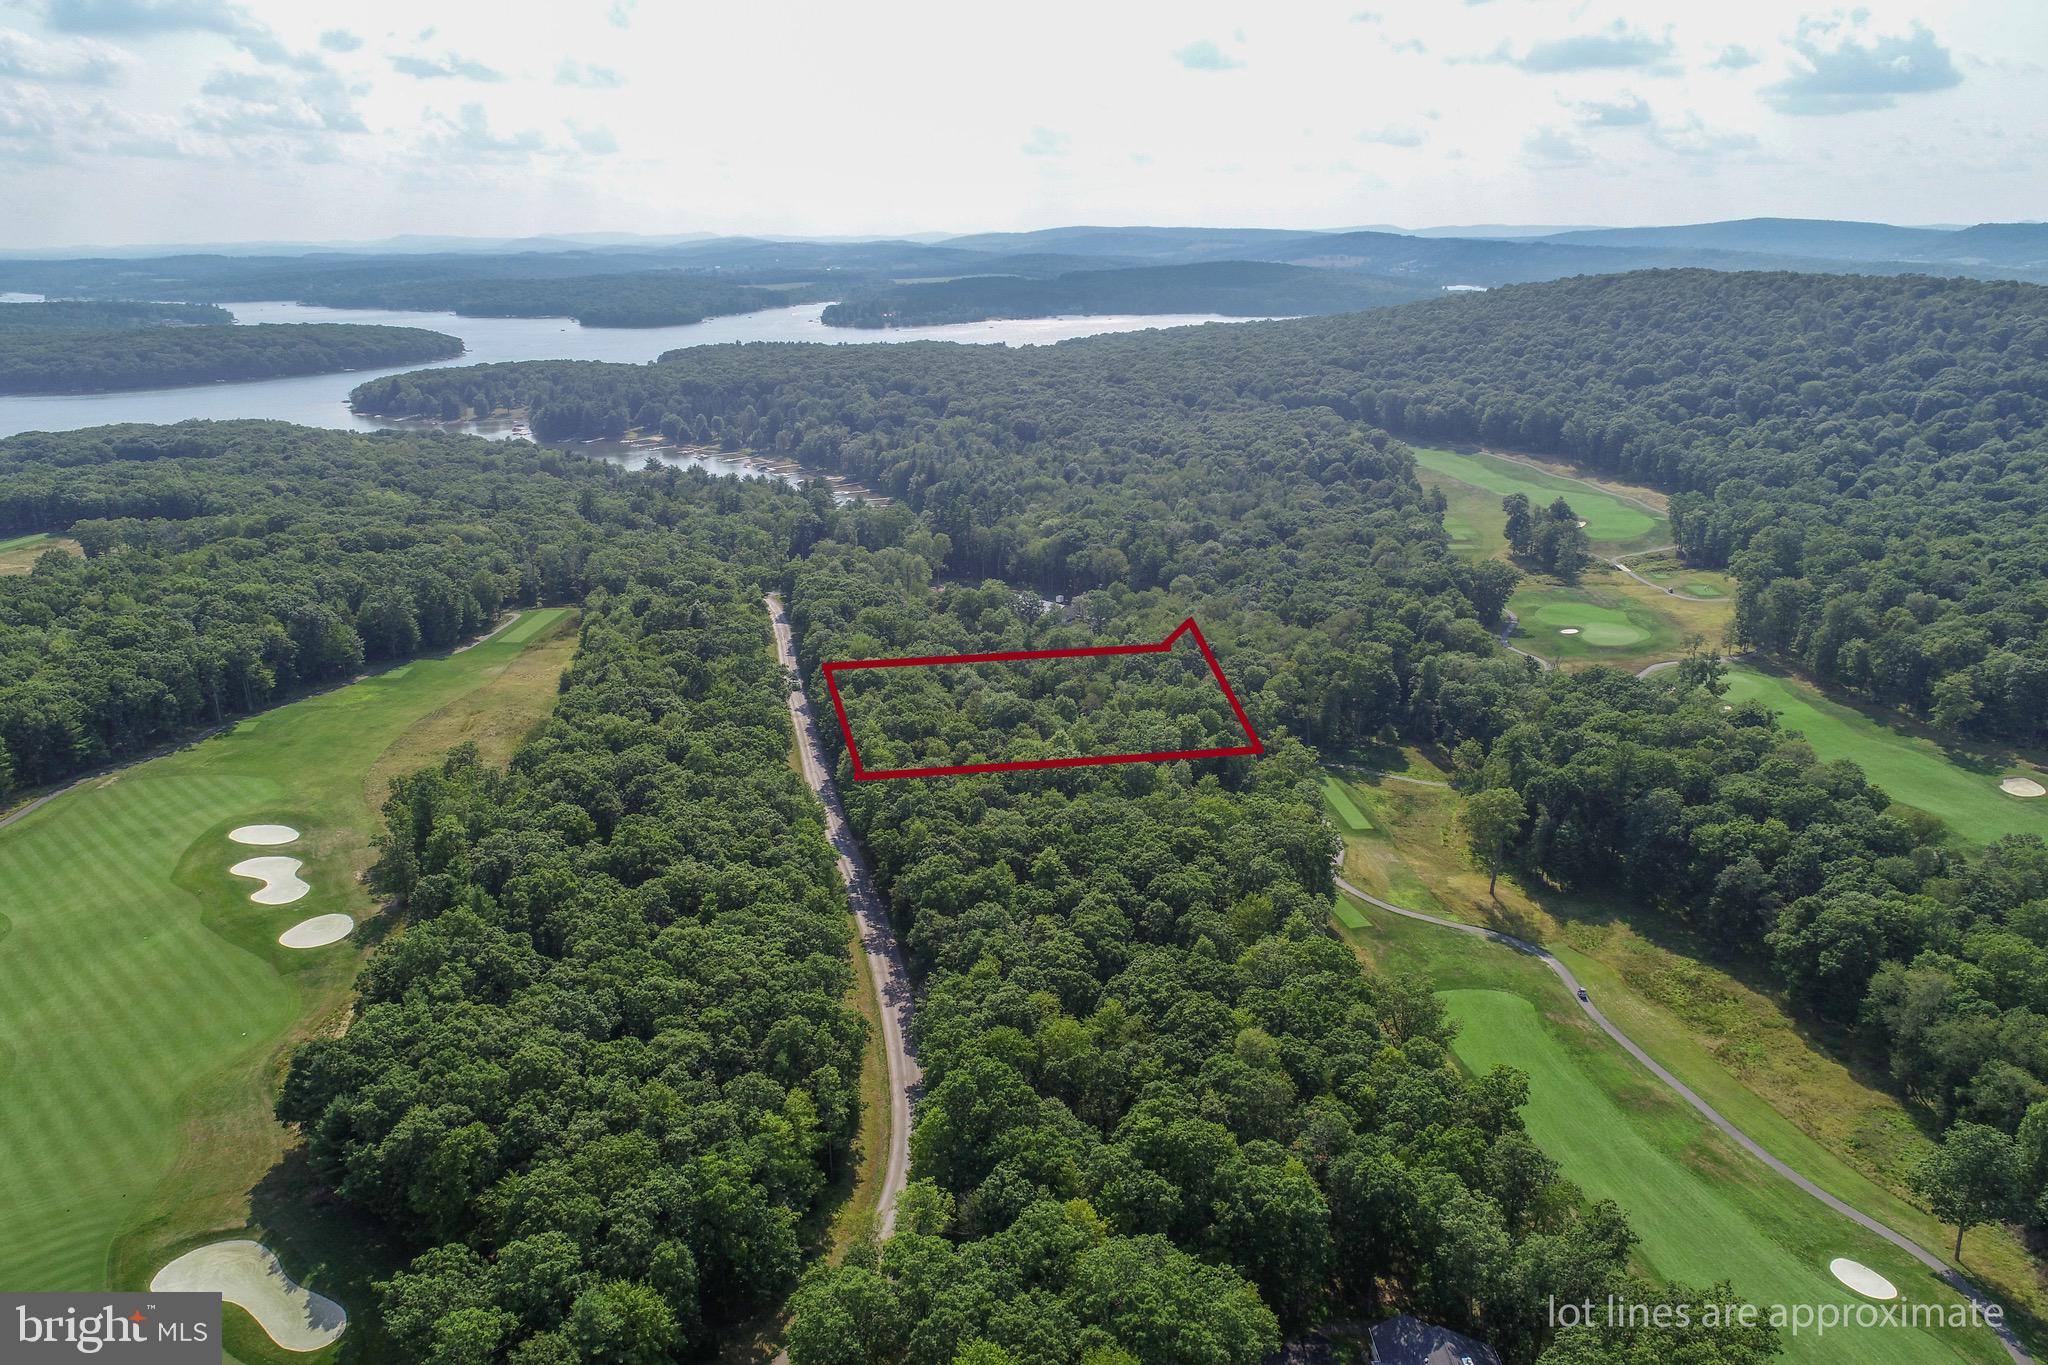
[0,610,578,1305]
[0,771,285,1290]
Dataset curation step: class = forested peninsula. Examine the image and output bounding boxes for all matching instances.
[233,270,807,327]
[0,299,233,330]
[819,261,1435,328]
[0,321,462,394]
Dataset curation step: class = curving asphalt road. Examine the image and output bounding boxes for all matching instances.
[767,594,920,1241]
[1333,870,2031,1365]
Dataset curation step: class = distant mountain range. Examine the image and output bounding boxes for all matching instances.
[2,218,2043,310]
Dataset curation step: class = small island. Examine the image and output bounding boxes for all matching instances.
[0,317,464,395]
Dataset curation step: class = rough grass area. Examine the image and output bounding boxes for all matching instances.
[1431,974,2000,1365]
[0,531,81,574]
[1724,666,2048,845]
[0,608,574,1365]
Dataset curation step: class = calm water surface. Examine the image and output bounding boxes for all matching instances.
[0,302,1254,461]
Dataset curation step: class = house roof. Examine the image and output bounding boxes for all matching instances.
[1368,1314,1503,1365]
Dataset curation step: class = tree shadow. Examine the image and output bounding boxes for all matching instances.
[246,1150,405,1365]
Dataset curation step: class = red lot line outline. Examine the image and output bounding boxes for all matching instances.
[822,617,1263,781]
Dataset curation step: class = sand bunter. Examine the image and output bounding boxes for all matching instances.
[228,824,299,845]
[152,1240,346,1350]
[279,914,353,949]
[229,856,308,905]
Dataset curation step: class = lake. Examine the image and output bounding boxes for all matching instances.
[0,301,1255,450]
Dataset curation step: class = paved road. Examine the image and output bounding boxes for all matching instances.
[767,594,920,1240]
[1333,871,2031,1365]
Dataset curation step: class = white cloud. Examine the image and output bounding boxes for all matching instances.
[1576,93,1652,128]
[1358,123,1424,147]
[42,0,321,70]
[0,26,132,82]
[1764,17,1962,115]
[1503,22,1674,73]
[1523,126,1590,163]
[565,119,616,155]
[1174,38,1244,71]
[555,59,622,88]
[392,50,504,81]
[1021,126,1069,157]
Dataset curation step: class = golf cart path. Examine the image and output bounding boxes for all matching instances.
[767,594,919,1240]
[1609,545,1722,603]
[1498,609,1553,672]
[1332,870,2031,1365]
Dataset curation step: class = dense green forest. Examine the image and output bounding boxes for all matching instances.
[819,262,1435,328]
[281,547,870,1361]
[22,261,2048,1356]
[347,296,2048,1219]
[370,269,2048,746]
[779,555,1697,1364]
[1227,270,2048,745]
[0,322,461,394]
[0,421,669,794]
[0,299,232,330]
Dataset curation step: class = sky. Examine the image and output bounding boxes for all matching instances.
[0,0,2041,248]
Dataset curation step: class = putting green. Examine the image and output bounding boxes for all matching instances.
[0,608,574,1300]
[1723,668,2047,844]
[1520,597,1651,647]
[1445,988,1995,1365]
[1410,446,1663,547]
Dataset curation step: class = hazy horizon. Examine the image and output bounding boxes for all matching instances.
[0,0,2041,250]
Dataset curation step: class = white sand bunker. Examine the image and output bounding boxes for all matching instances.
[230,857,309,905]
[229,824,299,846]
[152,1240,347,1350]
[280,915,353,949]
[1558,627,1582,635]
[1829,1257,1898,1300]
[1999,776,2046,799]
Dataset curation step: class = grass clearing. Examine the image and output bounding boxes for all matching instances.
[0,531,81,574]
[1410,445,1665,549]
[1724,666,2048,844]
[1326,767,2048,1348]
[1626,550,1740,600]
[0,608,574,1364]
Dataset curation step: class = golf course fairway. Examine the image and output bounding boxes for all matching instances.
[0,608,576,1310]
[1410,446,1664,547]
[1724,667,2048,844]
[1444,986,2003,1365]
